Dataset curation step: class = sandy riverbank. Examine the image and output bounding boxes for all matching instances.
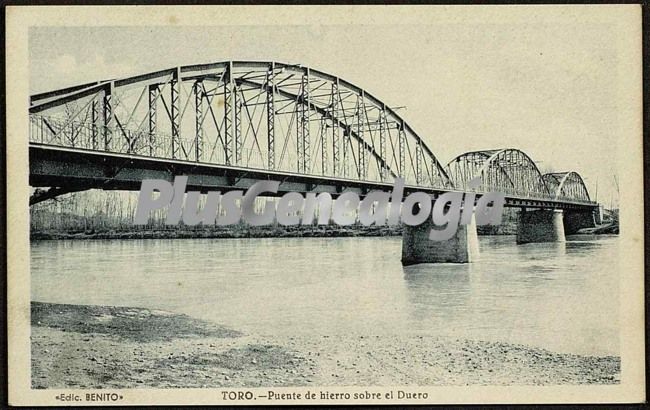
[31,302,620,388]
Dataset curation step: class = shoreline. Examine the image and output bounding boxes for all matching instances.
[29,225,617,241]
[30,225,404,241]
[31,302,620,388]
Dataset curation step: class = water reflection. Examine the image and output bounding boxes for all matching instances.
[402,264,473,322]
[514,241,566,259]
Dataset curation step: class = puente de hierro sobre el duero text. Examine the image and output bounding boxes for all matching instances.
[28,61,600,264]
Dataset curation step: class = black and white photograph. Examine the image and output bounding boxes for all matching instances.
[6,5,645,406]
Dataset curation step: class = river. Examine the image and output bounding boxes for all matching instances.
[30,234,619,357]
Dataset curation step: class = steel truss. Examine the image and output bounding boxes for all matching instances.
[29,61,452,188]
[446,149,593,204]
[542,172,591,202]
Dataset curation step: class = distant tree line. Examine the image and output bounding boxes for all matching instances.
[29,188,520,237]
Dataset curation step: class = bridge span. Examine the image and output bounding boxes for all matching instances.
[28,60,600,264]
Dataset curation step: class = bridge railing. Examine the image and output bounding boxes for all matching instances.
[29,114,159,155]
[29,114,275,171]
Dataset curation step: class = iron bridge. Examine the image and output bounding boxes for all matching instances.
[28,60,598,211]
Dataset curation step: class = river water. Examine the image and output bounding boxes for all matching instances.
[31,235,619,356]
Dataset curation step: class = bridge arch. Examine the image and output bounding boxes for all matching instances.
[542,172,591,202]
[29,61,452,188]
[446,148,551,199]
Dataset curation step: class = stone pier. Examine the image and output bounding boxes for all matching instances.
[563,210,596,234]
[516,209,565,244]
[401,217,479,265]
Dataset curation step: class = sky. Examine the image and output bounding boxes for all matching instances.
[29,23,621,206]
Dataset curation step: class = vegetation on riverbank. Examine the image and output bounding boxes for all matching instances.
[30,223,404,240]
[29,195,519,240]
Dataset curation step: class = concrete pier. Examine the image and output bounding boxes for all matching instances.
[563,210,596,234]
[516,209,565,244]
[595,205,604,225]
[401,217,479,265]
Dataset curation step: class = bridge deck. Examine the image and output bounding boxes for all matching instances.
[30,144,598,211]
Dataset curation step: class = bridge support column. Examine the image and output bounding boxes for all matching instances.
[516,209,565,244]
[401,216,479,265]
[595,205,604,225]
[563,210,596,234]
